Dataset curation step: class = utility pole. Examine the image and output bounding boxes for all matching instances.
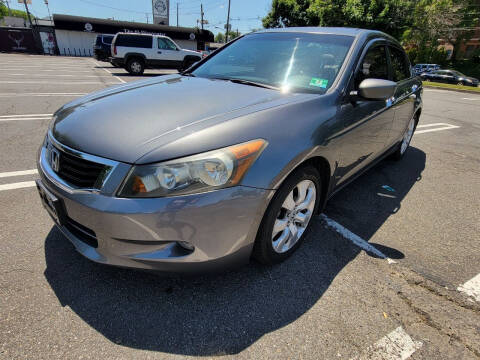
[225,0,231,42]
[21,0,34,28]
[200,3,204,31]
[4,0,12,16]
[145,13,149,23]
[176,2,179,26]
[44,0,52,21]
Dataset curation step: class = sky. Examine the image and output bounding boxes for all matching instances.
[6,0,272,36]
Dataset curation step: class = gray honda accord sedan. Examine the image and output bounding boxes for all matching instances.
[36,27,422,273]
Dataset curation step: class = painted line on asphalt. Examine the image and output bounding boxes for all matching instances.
[320,214,388,259]
[0,114,52,118]
[0,169,38,178]
[415,123,459,134]
[0,93,86,97]
[6,74,116,78]
[0,114,52,122]
[462,97,479,100]
[352,326,422,360]
[0,69,97,73]
[91,60,126,84]
[457,273,480,302]
[0,181,36,192]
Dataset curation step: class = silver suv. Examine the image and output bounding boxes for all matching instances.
[110,33,201,75]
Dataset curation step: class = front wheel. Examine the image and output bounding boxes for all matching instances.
[457,81,464,86]
[253,166,321,265]
[126,58,144,75]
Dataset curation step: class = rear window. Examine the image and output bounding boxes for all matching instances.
[102,35,113,45]
[115,34,152,48]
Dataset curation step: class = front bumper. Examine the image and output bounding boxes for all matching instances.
[37,143,273,273]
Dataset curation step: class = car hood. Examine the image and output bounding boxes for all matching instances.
[52,75,295,163]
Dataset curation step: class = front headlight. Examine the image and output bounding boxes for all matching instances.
[118,139,267,198]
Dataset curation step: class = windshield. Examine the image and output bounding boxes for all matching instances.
[191,32,354,93]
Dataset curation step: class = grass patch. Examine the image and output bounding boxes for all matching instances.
[422,81,480,92]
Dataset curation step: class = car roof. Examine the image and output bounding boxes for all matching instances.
[251,27,399,45]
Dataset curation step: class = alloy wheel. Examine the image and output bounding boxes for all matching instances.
[271,180,316,253]
[400,117,415,155]
[131,61,142,73]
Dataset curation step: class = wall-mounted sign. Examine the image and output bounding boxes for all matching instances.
[84,23,93,32]
[189,33,195,40]
[152,0,169,25]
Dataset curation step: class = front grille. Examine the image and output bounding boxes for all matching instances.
[57,150,107,188]
[65,216,98,248]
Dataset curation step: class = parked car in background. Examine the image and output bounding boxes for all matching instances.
[110,32,202,75]
[421,69,479,87]
[37,28,422,273]
[93,34,114,62]
[413,63,440,75]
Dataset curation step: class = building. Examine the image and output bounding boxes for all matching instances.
[52,14,214,57]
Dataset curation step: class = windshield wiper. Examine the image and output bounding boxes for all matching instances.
[227,78,280,90]
[209,77,279,90]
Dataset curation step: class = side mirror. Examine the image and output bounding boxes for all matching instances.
[356,79,396,100]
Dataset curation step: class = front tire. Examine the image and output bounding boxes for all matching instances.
[126,58,144,75]
[253,166,321,265]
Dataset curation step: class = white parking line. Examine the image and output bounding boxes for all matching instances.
[91,60,126,84]
[0,169,38,178]
[352,326,422,360]
[320,214,388,259]
[0,181,36,192]
[462,97,479,100]
[415,123,459,134]
[457,273,480,302]
[6,74,116,78]
[0,69,98,73]
[0,93,86,97]
[0,114,52,122]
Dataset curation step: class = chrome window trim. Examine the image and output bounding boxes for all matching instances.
[40,131,121,194]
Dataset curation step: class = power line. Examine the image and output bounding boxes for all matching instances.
[77,0,150,15]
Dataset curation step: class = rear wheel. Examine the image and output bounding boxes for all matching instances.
[126,58,144,75]
[253,166,321,265]
[457,81,464,86]
[391,115,417,160]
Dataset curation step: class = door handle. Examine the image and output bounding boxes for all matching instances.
[157,51,162,54]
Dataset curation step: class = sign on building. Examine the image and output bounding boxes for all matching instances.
[152,0,169,25]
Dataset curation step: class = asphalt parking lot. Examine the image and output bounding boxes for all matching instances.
[0,53,479,360]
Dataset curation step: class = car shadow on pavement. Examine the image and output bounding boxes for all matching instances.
[43,147,424,356]
[325,146,426,244]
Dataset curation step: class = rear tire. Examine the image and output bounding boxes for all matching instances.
[391,115,417,160]
[457,81,464,86]
[253,166,321,265]
[126,58,144,75]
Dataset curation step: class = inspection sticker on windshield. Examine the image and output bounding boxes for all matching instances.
[309,78,328,88]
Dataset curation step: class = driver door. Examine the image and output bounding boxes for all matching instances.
[335,42,395,184]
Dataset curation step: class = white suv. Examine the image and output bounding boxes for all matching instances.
[111,33,202,75]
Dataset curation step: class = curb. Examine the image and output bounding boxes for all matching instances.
[423,85,480,95]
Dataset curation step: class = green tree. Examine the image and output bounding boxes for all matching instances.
[0,3,30,20]
[214,32,225,43]
[262,0,415,39]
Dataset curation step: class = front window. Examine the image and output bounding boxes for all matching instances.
[191,32,354,93]
[158,38,177,50]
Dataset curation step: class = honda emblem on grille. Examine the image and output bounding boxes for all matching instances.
[50,148,60,173]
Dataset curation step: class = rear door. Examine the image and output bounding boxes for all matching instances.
[387,45,417,146]
[335,40,395,183]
